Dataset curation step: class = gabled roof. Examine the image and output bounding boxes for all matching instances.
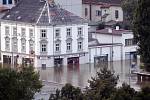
[2,0,86,25]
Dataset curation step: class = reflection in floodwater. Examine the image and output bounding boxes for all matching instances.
[37,60,140,90]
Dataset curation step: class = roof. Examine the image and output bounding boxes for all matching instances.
[91,28,132,36]
[89,43,122,47]
[82,0,122,6]
[2,0,86,25]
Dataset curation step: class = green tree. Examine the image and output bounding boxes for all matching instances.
[0,66,42,100]
[49,83,84,100]
[133,0,150,71]
[111,83,137,100]
[134,85,150,100]
[121,0,138,29]
[84,67,119,100]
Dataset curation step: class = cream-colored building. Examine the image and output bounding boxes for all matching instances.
[82,0,123,22]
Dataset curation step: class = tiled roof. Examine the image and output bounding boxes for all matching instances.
[82,0,122,6]
[2,0,86,25]
[92,28,131,36]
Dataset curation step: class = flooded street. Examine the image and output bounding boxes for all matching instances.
[38,60,140,88]
[34,60,140,99]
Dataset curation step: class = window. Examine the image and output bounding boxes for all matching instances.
[125,39,137,46]
[12,38,18,52]
[21,39,26,53]
[21,28,26,37]
[96,10,102,16]
[29,40,34,51]
[85,8,88,16]
[29,29,34,38]
[5,37,10,51]
[3,0,7,4]
[13,27,17,36]
[78,41,83,51]
[66,42,71,51]
[115,10,119,19]
[8,0,12,4]
[41,44,47,52]
[66,28,71,37]
[55,29,60,38]
[40,29,47,38]
[55,43,60,52]
[78,27,83,36]
[5,26,9,35]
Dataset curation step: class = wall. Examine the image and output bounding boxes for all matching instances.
[92,32,122,44]
[0,0,15,9]
[55,0,82,17]
[89,44,123,63]
[82,4,123,22]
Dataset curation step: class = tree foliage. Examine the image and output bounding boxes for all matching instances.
[111,83,137,100]
[84,67,119,100]
[49,83,84,100]
[133,0,150,71]
[122,0,137,21]
[0,66,42,100]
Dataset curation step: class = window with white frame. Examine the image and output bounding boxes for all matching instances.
[5,26,9,35]
[5,37,10,51]
[115,10,119,19]
[78,41,83,51]
[13,27,17,36]
[12,38,18,52]
[85,8,88,16]
[96,10,102,16]
[29,29,34,38]
[125,39,137,46]
[21,28,26,37]
[66,28,71,37]
[29,40,34,51]
[78,27,83,36]
[66,42,72,51]
[55,29,60,38]
[40,29,47,38]
[41,43,47,52]
[21,39,26,53]
[55,43,60,52]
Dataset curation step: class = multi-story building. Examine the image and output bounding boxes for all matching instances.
[0,0,88,68]
[89,27,137,63]
[82,0,123,22]
[0,0,15,9]
[55,0,123,22]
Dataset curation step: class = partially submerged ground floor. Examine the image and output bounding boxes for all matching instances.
[0,44,138,68]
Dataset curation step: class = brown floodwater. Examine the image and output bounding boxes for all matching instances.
[37,60,140,90]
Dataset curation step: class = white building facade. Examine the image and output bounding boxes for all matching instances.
[0,0,88,68]
[89,28,137,63]
[0,0,15,9]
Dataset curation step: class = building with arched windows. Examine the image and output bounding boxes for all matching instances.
[0,0,89,68]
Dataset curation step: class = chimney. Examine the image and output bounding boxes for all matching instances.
[116,26,119,30]
[108,28,112,33]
